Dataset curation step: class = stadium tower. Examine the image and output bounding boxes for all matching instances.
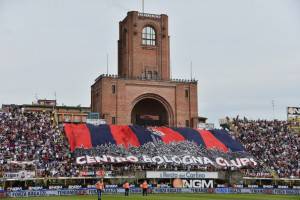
[91,11,200,128]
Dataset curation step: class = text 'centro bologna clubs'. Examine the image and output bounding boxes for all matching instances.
[76,154,257,168]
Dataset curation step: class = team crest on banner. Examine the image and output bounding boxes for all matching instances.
[147,127,165,137]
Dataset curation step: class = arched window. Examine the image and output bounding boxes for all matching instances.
[142,26,156,46]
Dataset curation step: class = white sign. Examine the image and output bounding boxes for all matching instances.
[146,171,218,179]
[197,123,214,130]
[86,119,106,125]
[7,160,36,166]
[4,171,35,179]
[288,107,300,116]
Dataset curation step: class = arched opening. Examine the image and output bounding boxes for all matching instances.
[131,98,169,126]
[142,26,156,46]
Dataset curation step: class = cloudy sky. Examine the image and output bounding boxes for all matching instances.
[0,0,299,124]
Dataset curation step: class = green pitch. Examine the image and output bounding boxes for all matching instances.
[8,194,300,200]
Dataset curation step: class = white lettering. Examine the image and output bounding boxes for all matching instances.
[240,158,250,166]
[127,156,139,163]
[182,180,214,188]
[163,156,173,163]
[76,154,256,169]
[182,156,193,164]
[192,156,203,165]
[95,155,108,163]
[76,157,86,165]
[86,156,96,164]
[230,159,242,168]
[142,155,152,163]
[250,158,257,166]
[171,156,182,164]
[106,155,115,163]
[203,157,214,165]
[215,157,227,167]
[152,156,164,164]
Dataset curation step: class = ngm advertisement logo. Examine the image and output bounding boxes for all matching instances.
[173,179,214,188]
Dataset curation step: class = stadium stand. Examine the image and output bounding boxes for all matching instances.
[0,108,299,179]
[0,107,72,177]
[228,117,300,178]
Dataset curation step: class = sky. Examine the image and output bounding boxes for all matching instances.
[0,0,299,125]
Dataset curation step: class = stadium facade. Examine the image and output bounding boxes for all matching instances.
[91,11,200,128]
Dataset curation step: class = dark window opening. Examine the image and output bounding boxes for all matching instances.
[147,71,152,79]
[112,85,116,94]
[185,89,189,98]
[185,120,190,127]
[123,29,127,47]
[112,117,116,124]
[153,71,158,79]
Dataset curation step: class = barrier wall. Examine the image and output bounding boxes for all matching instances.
[4,187,300,198]
[0,190,5,198]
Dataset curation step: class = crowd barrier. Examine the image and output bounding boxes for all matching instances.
[214,188,300,195]
[0,190,5,198]
[3,187,300,198]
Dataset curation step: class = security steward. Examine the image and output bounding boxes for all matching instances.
[123,181,130,196]
[95,179,104,200]
[140,180,148,196]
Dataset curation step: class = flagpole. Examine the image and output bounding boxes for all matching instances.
[190,61,193,80]
[106,53,109,75]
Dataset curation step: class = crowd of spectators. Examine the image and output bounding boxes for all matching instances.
[0,108,253,178]
[1,107,299,179]
[0,107,73,177]
[229,117,300,178]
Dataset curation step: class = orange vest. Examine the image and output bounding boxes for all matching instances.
[96,182,104,190]
[142,182,148,189]
[123,182,130,189]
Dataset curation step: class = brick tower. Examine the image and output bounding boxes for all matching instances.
[91,11,199,128]
[118,11,170,80]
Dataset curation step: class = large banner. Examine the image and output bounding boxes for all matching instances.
[76,154,257,168]
[64,124,245,152]
[68,124,256,170]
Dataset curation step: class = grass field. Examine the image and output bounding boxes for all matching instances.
[7,194,300,200]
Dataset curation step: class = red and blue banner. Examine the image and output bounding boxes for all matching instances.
[64,124,245,153]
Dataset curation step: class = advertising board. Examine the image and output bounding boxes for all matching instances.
[146,171,218,179]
